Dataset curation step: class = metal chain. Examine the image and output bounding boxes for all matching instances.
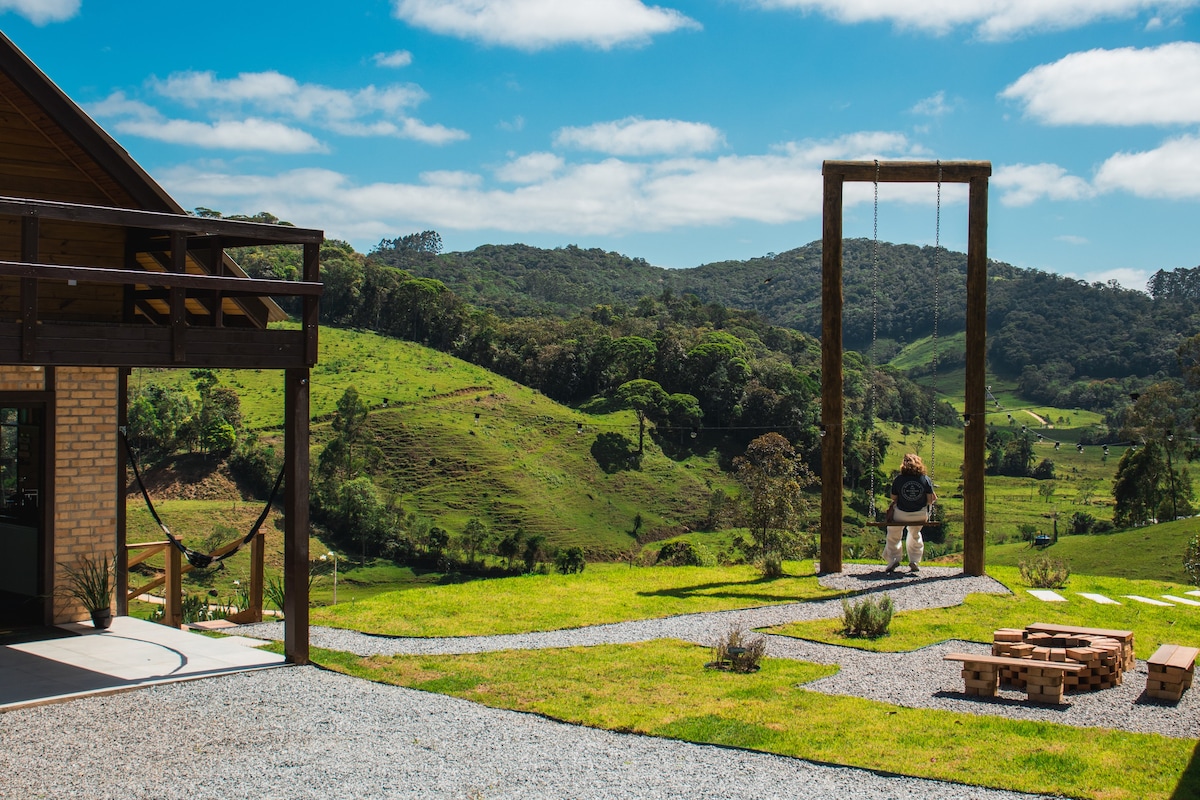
[931,161,941,489]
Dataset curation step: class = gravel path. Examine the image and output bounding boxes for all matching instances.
[2,564,1189,799]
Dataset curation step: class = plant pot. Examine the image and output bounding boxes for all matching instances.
[90,608,113,630]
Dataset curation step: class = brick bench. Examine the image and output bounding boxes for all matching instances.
[944,653,1084,704]
[1146,644,1199,702]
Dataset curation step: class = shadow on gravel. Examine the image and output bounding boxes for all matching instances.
[932,689,1072,712]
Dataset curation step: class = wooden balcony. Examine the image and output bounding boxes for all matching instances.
[0,195,323,370]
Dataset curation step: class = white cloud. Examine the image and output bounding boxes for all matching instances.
[90,70,466,150]
[1055,234,1089,245]
[993,163,1095,206]
[555,117,725,156]
[911,91,952,117]
[392,0,699,50]
[121,118,326,154]
[1089,267,1150,290]
[1002,43,1200,126]
[495,152,565,183]
[751,0,1200,39]
[154,71,428,122]
[373,50,414,68]
[159,131,928,242]
[1094,134,1200,198]
[87,92,325,153]
[0,0,79,25]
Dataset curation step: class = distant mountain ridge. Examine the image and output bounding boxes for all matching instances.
[373,238,1199,382]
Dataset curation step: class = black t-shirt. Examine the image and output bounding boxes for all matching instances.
[892,473,933,512]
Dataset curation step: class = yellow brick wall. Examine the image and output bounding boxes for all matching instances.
[0,366,47,392]
[51,367,119,623]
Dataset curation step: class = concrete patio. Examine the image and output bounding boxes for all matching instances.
[0,616,287,710]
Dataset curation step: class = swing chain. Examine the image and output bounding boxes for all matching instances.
[931,161,941,487]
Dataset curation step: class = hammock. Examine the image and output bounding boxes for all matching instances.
[120,427,285,569]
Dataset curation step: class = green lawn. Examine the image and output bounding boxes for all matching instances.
[311,560,841,636]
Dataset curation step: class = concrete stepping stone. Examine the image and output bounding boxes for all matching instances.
[1124,595,1175,606]
[1078,592,1121,605]
[1162,595,1200,607]
[1028,590,1067,602]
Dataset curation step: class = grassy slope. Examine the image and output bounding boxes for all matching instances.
[133,326,735,554]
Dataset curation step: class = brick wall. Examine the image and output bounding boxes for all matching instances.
[51,367,119,623]
[0,366,47,392]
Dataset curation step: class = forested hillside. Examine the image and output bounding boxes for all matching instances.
[375,237,1200,390]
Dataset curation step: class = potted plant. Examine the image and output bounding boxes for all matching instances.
[60,551,115,629]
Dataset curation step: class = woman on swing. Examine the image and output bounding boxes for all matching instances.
[885,453,936,574]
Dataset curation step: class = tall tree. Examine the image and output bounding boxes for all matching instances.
[616,379,668,454]
[733,432,814,577]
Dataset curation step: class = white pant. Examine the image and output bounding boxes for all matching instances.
[884,507,928,566]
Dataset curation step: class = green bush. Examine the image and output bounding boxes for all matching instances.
[1019,556,1070,589]
[1185,535,1200,587]
[839,593,894,638]
[554,546,586,574]
[655,540,716,567]
[709,623,768,672]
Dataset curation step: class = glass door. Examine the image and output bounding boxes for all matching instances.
[0,405,45,626]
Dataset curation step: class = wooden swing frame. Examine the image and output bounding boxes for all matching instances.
[820,160,991,576]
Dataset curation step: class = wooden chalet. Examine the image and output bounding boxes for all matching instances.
[0,32,319,662]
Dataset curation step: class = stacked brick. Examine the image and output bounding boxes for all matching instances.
[990,625,1129,694]
[1146,645,1199,702]
[959,660,1000,697]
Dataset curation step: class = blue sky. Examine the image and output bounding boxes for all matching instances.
[5,1,1200,289]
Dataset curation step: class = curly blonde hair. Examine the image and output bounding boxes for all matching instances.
[900,453,926,476]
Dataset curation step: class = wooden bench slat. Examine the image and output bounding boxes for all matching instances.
[1148,644,1179,666]
[943,653,1085,672]
[1026,622,1133,640]
[1166,647,1199,670]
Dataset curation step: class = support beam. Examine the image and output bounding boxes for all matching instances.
[283,368,310,664]
[820,171,845,574]
[962,175,990,576]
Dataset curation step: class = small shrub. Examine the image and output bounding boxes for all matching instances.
[840,593,894,638]
[1185,535,1200,587]
[709,622,767,673]
[553,546,586,574]
[265,574,286,614]
[181,593,212,624]
[655,540,716,567]
[1019,556,1070,588]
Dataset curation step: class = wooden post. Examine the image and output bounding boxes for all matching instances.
[283,368,310,664]
[20,212,38,361]
[247,531,264,623]
[302,242,320,366]
[963,175,989,576]
[820,169,845,574]
[116,368,129,617]
[169,231,187,363]
[164,543,182,629]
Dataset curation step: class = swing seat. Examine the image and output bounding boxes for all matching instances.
[864,520,942,528]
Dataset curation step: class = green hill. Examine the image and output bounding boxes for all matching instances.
[988,516,1200,584]
[134,326,735,555]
